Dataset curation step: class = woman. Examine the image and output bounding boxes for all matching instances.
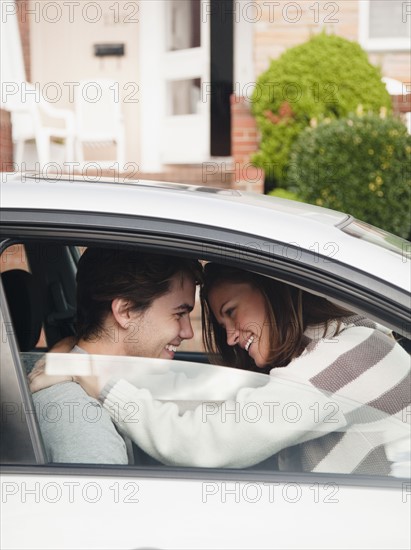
[31,263,410,474]
[198,264,410,473]
[201,263,356,373]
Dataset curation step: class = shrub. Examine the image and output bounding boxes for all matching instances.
[268,188,302,202]
[251,33,392,190]
[287,113,411,238]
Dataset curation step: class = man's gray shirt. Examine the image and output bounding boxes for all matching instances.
[33,381,129,464]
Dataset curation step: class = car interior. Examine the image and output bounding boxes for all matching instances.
[1,242,210,362]
[0,241,213,468]
[1,240,410,471]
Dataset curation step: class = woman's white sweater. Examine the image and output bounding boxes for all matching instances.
[101,315,410,474]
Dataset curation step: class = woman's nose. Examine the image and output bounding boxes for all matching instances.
[226,324,239,347]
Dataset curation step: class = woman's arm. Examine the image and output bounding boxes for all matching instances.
[99,325,410,468]
[101,376,347,468]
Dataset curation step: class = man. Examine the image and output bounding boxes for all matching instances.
[30,247,202,464]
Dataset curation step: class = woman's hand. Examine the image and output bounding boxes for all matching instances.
[74,375,101,399]
[29,364,103,398]
[28,359,73,393]
[28,336,112,398]
[27,336,76,393]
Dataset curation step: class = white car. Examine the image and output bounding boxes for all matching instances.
[0,173,410,550]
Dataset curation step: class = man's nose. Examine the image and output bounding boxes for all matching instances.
[180,315,194,340]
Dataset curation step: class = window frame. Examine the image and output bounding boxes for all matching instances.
[0,219,409,487]
[0,277,47,465]
[1,209,409,334]
[358,0,411,52]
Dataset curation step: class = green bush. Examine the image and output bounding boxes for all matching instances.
[251,33,392,190]
[268,188,302,202]
[287,113,411,238]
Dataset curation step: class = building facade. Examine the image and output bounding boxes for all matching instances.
[1,0,410,189]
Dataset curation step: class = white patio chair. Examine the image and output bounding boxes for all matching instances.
[382,77,406,95]
[74,79,126,169]
[382,77,411,133]
[1,82,75,167]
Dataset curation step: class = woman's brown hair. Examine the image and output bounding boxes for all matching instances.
[201,263,353,372]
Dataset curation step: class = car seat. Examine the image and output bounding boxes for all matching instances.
[1,269,44,352]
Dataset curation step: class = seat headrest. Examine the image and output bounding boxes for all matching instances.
[1,269,43,351]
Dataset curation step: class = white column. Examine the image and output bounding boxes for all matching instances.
[138,0,166,172]
[0,0,27,103]
[233,8,255,96]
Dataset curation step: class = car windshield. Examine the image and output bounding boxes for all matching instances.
[341,219,411,259]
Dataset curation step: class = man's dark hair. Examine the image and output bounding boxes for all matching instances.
[76,248,202,340]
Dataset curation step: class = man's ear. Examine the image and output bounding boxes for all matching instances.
[111,298,133,328]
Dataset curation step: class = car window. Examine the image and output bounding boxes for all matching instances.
[0,240,205,466]
[0,240,409,481]
[0,286,46,464]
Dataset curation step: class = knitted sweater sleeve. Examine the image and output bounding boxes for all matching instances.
[100,370,349,468]
[100,324,409,468]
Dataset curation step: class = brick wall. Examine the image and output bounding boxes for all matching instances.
[230,95,264,193]
[0,110,13,171]
[253,1,410,84]
[141,164,233,188]
[254,1,359,78]
[392,94,411,115]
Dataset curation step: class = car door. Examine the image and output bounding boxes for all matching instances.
[1,210,410,550]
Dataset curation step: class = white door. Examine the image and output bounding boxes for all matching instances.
[162,0,210,163]
[139,0,210,170]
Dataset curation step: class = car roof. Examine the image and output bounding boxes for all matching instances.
[2,172,347,222]
[1,174,410,291]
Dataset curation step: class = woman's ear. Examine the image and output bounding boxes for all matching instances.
[111,298,133,328]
